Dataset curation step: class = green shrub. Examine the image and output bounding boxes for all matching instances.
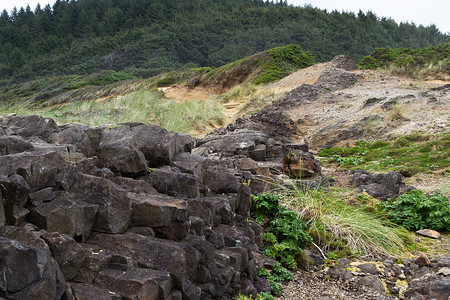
[156,76,177,87]
[358,43,450,72]
[252,193,312,270]
[251,193,311,296]
[378,190,450,232]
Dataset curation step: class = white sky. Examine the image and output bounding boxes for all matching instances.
[289,0,450,34]
[0,0,449,34]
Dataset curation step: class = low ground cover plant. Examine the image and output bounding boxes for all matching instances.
[378,190,450,232]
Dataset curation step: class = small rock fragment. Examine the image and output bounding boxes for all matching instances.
[415,255,431,267]
[437,267,450,276]
[415,229,441,239]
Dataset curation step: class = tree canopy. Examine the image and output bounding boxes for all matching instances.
[0,0,448,84]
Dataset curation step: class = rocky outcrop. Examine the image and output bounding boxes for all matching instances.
[2,114,324,299]
[350,170,415,200]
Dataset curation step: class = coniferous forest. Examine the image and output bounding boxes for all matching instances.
[0,0,448,84]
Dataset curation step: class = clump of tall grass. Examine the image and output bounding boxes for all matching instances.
[0,90,225,135]
[277,185,411,256]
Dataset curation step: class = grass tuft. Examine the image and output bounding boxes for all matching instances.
[277,185,411,256]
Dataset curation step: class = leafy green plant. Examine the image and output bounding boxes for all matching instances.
[377,190,450,232]
[251,193,311,297]
[252,193,312,270]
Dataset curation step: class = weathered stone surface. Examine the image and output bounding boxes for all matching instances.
[95,268,173,300]
[0,193,4,228]
[0,174,29,224]
[0,135,35,155]
[0,114,59,141]
[149,166,205,198]
[236,185,252,217]
[73,244,113,284]
[73,200,99,243]
[0,148,67,192]
[131,124,180,167]
[0,224,51,254]
[71,174,131,234]
[203,166,242,194]
[405,277,450,300]
[415,255,431,266]
[416,229,442,239]
[358,263,379,275]
[131,193,188,241]
[112,176,158,195]
[49,123,102,157]
[357,274,386,294]
[42,232,86,280]
[171,152,207,176]
[196,129,267,158]
[282,151,321,178]
[351,170,405,200]
[131,194,188,226]
[0,237,65,299]
[186,195,237,228]
[29,194,77,236]
[69,282,118,300]
[98,125,148,176]
[87,232,187,276]
[28,186,54,207]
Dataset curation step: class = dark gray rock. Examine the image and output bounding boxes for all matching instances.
[358,263,380,274]
[203,166,242,194]
[98,125,148,176]
[351,170,406,200]
[68,282,119,300]
[112,176,158,195]
[0,148,67,192]
[357,274,386,294]
[0,136,35,156]
[73,244,113,284]
[29,194,77,237]
[95,268,162,300]
[406,277,450,300]
[70,174,131,234]
[0,237,65,299]
[49,123,102,157]
[0,114,59,141]
[73,200,98,242]
[131,124,185,167]
[0,174,29,225]
[149,166,205,198]
[42,232,86,280]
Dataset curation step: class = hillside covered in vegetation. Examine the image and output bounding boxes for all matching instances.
[1,0,448,85]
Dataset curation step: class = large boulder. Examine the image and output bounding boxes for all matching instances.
[0,149,68,192]
[131,124,192,167]
[0,136,35,156]
[97,125,148,176]
[49,123,103,157]
[149,166,206,198]
[350,170,410,200]
[0,114,59,142]
[70,174,131,234]
[42,232,86,280]
[29,193,77,237]
[0,237,65,299]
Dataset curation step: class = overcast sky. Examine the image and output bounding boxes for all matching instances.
[0,0,449,34]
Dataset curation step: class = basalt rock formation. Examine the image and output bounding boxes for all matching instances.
[0,113,321,299]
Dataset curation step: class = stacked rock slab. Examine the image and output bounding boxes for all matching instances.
[2,114,311,299]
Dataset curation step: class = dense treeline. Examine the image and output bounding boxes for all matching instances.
[0,0,448,84]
